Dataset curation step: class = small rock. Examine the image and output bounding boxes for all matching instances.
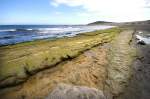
[137,40,146,45]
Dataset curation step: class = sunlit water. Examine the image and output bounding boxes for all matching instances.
[0,25,114,46]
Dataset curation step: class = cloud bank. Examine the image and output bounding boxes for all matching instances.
[51,0,150,22]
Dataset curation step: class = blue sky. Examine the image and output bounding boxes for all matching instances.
[0,0,150,25]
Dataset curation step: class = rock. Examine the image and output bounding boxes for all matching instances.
[45,84,106,99]
[137,40,146,45]
[105,30,136,97]
[135,34,150,45]
[0,28,121,88]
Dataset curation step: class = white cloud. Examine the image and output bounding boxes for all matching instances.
[51,0,150,22]
[144,0,150,8]
[51,2,59,7]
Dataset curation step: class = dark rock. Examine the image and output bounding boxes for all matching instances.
[137,40,146,45]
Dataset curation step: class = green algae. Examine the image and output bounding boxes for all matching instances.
[105,30,136,98]
[0,27,122,87]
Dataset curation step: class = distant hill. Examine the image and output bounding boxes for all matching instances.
[87,21,117,25]
[122,20,150,25]
[88,20,150,26]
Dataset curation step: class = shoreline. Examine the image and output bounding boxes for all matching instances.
[0,27,122,89]
[0,27,136,99]
[0,25,115,46]
[1,26,148,99]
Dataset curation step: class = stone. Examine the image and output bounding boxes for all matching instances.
[45,84,106,99]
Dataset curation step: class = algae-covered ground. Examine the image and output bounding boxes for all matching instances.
[0,27,122,88]
[0,44,108,99]
[104,30,136,99]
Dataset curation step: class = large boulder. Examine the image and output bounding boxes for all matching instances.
[46,84,106,99]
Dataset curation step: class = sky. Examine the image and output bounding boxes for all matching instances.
[0,0,150,25]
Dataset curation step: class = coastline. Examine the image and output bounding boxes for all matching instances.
[1,0,150,98]
[0,27,122,89]
[1,26,148,99]
[0,25,114,46]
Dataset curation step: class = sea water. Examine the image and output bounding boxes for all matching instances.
[0,25,114,46]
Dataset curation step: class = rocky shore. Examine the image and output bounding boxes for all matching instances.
[0,27,147,99]
[0,28,121,88]
[117,25,150,99]
[104,30,136,99]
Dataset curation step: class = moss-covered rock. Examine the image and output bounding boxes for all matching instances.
[0,27,122,88]
[104,30,136,98]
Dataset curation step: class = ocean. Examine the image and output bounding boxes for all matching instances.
[0,25,114,46]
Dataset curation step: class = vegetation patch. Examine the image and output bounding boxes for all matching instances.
[0,27,122,88]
